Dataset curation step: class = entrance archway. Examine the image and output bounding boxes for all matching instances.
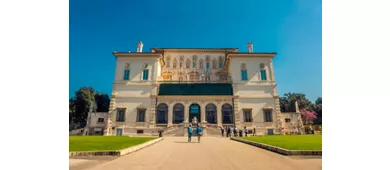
[222,103,233,124]
[173,103,184,124]
[156,103,168,124]
[206,103,217,124]
[189,103,201,123]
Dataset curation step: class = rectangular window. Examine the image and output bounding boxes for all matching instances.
[137,109,146,122]
[206,63,210,72]
[241,70,248,80]
[264,110,273,122]
[124,70,130,80]
[243,109,252,122]
[97,118,104,123]
[116,109,125,122]
[285,118,291,123]
[137,130,144,134]
[260,70,267,80]
[142,69,149,80]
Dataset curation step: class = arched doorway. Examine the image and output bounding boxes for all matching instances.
[173,103,184,124]
[206,103,217,124]
[222,104,233,124]
[156,103,168,124]
[189,103,201,123]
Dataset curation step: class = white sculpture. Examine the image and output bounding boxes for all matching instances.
[247,42,253,53]
[192,116,198,124]
[137,41,143,52]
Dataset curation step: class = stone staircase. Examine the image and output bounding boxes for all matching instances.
[205,126,222,137]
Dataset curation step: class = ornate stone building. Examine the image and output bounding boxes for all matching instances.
[103,42,286,136]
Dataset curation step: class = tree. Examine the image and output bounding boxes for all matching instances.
[312,97,322,125]
[300,108,317,125]
[95,93,110,112]
[279,93,312,112]
[69,87,111,128]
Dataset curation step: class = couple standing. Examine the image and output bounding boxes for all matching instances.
[188,124,203,143]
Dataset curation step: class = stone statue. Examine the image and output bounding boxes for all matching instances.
[192,116,198,124]
[247,42,253,53]
[137,41,143,52]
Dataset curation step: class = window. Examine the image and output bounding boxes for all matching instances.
[137,109,146,122]
[243,109,252,122]
[142,69,149,80]
[285,118,291,123]
[260,70,267,80]
[259,63,267,81]
[124,70,130,80]
[124,63,130,80]
[137,130,144,134]
[241,63,248,80]
[206,62,210,72]
[264,110,273,122]
[97,118,104,123]
[116,109,125,122]
[241,70,248,80]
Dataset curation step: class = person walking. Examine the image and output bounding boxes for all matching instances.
[253,127,256,136]
[227,126,231,137]
[188,125,193,142]
[244,126,248,137]
[221,126,224,137]
[225,126,228,137]
[197,124,203,143]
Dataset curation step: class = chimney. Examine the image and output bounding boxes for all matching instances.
[247,42,253,53]
[137,41,143,52]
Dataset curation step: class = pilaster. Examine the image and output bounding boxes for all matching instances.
[233,96,240,126]
[201,102,206,124]
[168,102,173,127]
[184,102,190,126]
[217,101,222,127]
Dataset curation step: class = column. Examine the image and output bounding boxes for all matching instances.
[184,102,189,126]
[217,102,222,127]
[201,102,206,124]
[168,103,173,127]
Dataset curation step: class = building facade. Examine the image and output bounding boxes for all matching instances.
[103,42,287,136]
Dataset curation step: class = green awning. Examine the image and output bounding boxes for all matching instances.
[158,83,233,96]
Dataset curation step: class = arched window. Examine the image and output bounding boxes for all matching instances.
[156,103,168,124]
[241,63,248,80]
[222,104,233,124]
[259,63,267,80]
[206,104,217,124]
[173,103,184,124]
[124,63,130,80]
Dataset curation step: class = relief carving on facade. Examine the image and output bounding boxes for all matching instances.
[206,55,211,62]
[212,58,217,69]
[192,55,197,68]
[179,55,184,61]
[162,71,174,80]
[187,71,200,81]
[166,56,171,68]
[186,58,191,68]
[173,58,177,68]
[125,63,130,69]
[199,59,204,69]
[218,56,224,68]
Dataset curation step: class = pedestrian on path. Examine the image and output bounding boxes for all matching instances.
[227,126,231,137]
[253,127,256,136]
[197,124,203,143]
[244,126,248,137]
[188,125,193,142]
[221,126,224,137]
[225,126,228,137]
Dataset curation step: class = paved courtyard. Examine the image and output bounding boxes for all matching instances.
[70,137,322,170]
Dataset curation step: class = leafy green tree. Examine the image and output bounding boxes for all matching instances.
[312,97,322,125]
[279,93,313,112]
[95,93,110,112]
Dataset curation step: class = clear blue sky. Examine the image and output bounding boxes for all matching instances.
[70,0,322,101]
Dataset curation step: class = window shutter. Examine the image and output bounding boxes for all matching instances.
[241,70,248,80]
[261,70,267,80]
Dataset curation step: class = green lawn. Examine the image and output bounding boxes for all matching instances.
[241,135,322,150]
[69,136,157,152]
